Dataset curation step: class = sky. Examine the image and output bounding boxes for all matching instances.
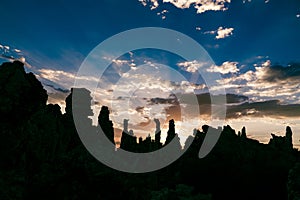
[1,0,300,147]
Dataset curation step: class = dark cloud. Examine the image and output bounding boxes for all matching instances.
[179,93,248,105]
[226,100,300,119]
[149,94,179,105]
[260,63,300,83]
[147,92,300,119]
[44,83,70,93]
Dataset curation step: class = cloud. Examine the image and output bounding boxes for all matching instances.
[38,69,77,89]
[139,0,147,6]
[157,9,168,19]
[37,68,101,113]
[207,61,239,74]
[44,83,70,93]
[103,55,136,70]
[0,43,32,68]
[150,95,179,105]
[177,60,206,73]
[203,27,234,39]
[226,100,300,119]
[139,0,231,14]
[38,69,99,89]
[216,27,234,39]
[253,62,300,84]
[193,0,231,13]
[213,61,300,104]
[166,92,300,120]
[204,30,217,35]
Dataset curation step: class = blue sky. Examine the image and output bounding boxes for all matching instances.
[1,0,300,146]
[1,0,300,69]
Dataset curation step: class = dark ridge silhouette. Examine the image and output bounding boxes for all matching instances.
[0,61,300,200]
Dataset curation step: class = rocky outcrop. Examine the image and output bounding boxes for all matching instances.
[0,61,47,123]
[269,126,293,151]
[98,106,115,145]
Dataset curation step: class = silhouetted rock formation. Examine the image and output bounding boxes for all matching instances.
[154,118,162,149]
[165,119,176,146]
[286,126,293,150]
[119,118,165,152]
[124,119,129,133]
[269,126,293,151]
[1,60,299,200]
[164,119,182,155]
[0,61,48,170]
[120,120,138,151]
[119,118,182,153]
[241,126,247,138]
[202,125,209,134]
[98,106,115,145]
[0,61,47,123]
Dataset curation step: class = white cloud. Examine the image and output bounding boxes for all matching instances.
[139,0,147,6]
[157,9,168,15]
[19,57,26,63]
[0,43,32,67]
[38,69,99,90]
[261,60,271,67]
[212,60,300,104]
[203,27,234,39]
[102,55,137,71]
[296,14,300,18]
[207,61,239,74]
[216,27,234,39]
[157,9,168,19]
[177,60,206,73]
[139,0,231,14]
[196,27,201,31]
[112,59,130,66]
[194,0,231,13]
